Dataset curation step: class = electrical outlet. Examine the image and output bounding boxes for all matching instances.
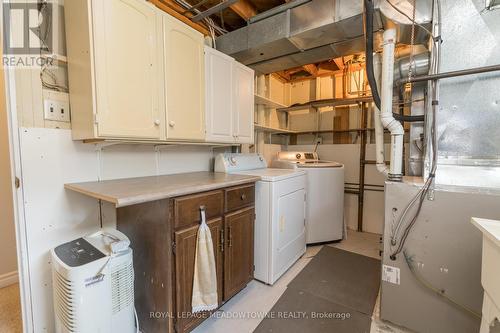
[43,91,70,122]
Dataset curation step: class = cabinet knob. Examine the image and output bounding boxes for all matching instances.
[241,194,246,201]
[154,119,160,126]
[169,121,176,127]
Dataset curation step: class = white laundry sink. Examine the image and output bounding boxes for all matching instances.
[471,217,500,333]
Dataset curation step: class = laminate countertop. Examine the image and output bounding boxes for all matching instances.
[65,171,260,208]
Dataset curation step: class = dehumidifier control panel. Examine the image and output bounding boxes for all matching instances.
[54,238,106,267]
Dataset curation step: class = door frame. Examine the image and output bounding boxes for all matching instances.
[2,6,34,330]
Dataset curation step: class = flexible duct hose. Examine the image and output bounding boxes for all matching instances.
[364,0,381,110]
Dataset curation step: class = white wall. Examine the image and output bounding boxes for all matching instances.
[18,128,226,332]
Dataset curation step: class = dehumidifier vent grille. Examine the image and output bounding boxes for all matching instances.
[111,261,134,314]
[54,270,76,332]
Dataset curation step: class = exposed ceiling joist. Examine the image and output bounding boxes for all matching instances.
[302,64,318,76]
[149,0,210,35]
[273,71,291,83]
[333,57,345,70]
[229,0,257,20]
[191,0,239,22]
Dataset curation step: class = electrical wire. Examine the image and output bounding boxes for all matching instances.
[37,2,69,92]
[389,0,441,259]
[403,250,482,319]
[134,307,140,333]
[173,0,228,36]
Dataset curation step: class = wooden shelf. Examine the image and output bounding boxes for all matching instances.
[277,96,373,112]
[254,124,298,134]
[254,94,288,109]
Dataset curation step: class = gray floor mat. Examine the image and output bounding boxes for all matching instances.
[254,288,372,333]
[287,246,381,315]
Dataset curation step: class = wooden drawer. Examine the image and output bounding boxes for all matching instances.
[173,190,223,229]
[225,184,255,212]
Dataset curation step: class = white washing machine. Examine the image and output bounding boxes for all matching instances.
[272,151,345,244]
[215,153,306,285]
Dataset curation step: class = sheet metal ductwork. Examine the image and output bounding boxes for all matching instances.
[216,0,432,74]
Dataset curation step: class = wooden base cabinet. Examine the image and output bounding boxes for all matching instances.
[116,184,255,333]
[224,207,255,300]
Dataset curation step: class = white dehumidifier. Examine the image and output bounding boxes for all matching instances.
[51,228,136,333]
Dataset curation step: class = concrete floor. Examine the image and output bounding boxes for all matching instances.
[0,282,22,333]
[0,230,412,333]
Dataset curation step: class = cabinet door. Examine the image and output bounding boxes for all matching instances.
[204,46,234,143]
[224,207,254,301]
[233,62,254,144]
[174,219,223,333]
[92,0,163,139]
[163,15,205,141]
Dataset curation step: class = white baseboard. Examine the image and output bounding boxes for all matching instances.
[0,271,18,288]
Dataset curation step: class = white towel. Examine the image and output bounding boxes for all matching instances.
[192,207,218,313]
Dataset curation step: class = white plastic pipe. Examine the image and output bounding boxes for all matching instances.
[373,53,388,176]
[380,29,404,180]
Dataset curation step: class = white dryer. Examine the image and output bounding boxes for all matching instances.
[272,151,345,244]
[215,153,306,285]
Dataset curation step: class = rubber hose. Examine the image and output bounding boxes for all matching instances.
[364,0,381,110]
[393,113,425,122]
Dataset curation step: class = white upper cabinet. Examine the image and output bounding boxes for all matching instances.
[163,14,205,141]
[204,46,234,143]
[204,47,254,144]
[92,0,163,139]
[233,62,255,144]
[65,0,206,142]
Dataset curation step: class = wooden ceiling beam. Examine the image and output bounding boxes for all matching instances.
[273,72,291,83]
[302,64,318,76]
[229,0,257,20]
[333,57,345,70]
[149,0,210,35]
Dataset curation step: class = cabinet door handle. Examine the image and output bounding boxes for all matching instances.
[169,121,176,127]
[220,228,224,252]
[241,193,246,201]
[227,227,232,247]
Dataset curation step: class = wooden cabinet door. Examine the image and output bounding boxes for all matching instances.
[204,46,234,143]
[163,14,205,141]
[174,218,223,333]
[233,62,254,144]
[224,207,254,301]
[92,0,163,139]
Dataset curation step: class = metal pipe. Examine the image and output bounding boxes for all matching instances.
[247,0,311,24]
[358,103,368,232]
[191,0,238,22]
[400,63,500,85]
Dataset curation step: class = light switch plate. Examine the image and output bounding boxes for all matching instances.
[43,90,70,122]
